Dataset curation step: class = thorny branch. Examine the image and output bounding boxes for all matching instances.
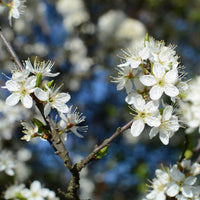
[0,27,134,199]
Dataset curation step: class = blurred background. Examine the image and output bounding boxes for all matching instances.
[1,0,200,199]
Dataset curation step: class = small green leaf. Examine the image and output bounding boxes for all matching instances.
[144,33,149,46]
[36,73,42,87]
[33,118,47,133]
[184,149,193,159]
[96,146,108,159]
[150,62,154,74]
[47,80,54,88]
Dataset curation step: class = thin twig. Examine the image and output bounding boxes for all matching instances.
[0,27,23,71]
[178,133,189,162]
[77,119,134,171]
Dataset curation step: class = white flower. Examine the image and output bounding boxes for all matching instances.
[113,66,135,93]
[178,76,200,133]
[118,41,150,69]
[59,106,88,139]
[166,165,197,198]
[146,160,200,200]
[25,58,60,77]
[0,151,15,176]
[34,85,71,116]
[130,94,161,137]
[23,180,51,199]
[149,105,180,145]
[2,75,36,108]
[140,64,179,100]
[21,121,39,141]
[8,0,25,26]
[4,184,26,199]
[146,179,166,200]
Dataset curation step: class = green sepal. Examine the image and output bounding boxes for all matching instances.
[33,118,47,134]
[47,80,54,88]
[184,149,193,159]
[36,73,42,87]
[159,107,164,115]
[150,62,154,74]
[96,146,109,159]
[144,33,149,47]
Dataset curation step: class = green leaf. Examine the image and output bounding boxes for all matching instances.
[33,118,47,133]
[144,33,149,47]
[96,146,109,159]
[184,149,193,159]
[36,73,42,87]
[47,80,54,88]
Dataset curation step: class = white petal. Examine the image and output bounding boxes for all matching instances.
[12,8,20,18]
[24,76,36,89]
[30,180,41,192]
[25,60,34,72]
[145,100,159,113]
[6,93,20,106]
[57,93,71,103]
[159,131,169,145]
[149,127,159,139]
[54,103,69,113]
[182,186,193,198]
[131,119,144,137]
[132,94,145,111]
[164,84,179,97]
[5,168,15,176]
[153,64,165,79]
[145,113,161,127]
[140,75,157,86]
[165,69,178,84]
[34,88,49,101]
[162,105,173,121]
[150,85,163,100]
[70,127,84,138]
[125,80,133,93]
[170,166,185,182]
[146,190,156,199]
[44,103,51,117]
[125,93,135,105]
[166,182,179,197]
[129,59,141,68]
[117,79,125,90]
[184,176,197,185]
[21,95,33,108]
[4,80,20,91]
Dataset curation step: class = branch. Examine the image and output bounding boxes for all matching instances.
[0,27,23,71]
[0,27,134,199]
[77,119,134,171]
[63,119,134,199]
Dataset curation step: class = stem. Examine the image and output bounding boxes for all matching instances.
[64,119,134,199]
[77,119,134,171]
[178,133,189,162]
[0,27,23,71]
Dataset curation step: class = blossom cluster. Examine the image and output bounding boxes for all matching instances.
[4,180,59,200]
[144,159,200,200]
[2,58,87,142]
[0,0,25,26]
[114,35,188,145]
[178,76,200,134]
